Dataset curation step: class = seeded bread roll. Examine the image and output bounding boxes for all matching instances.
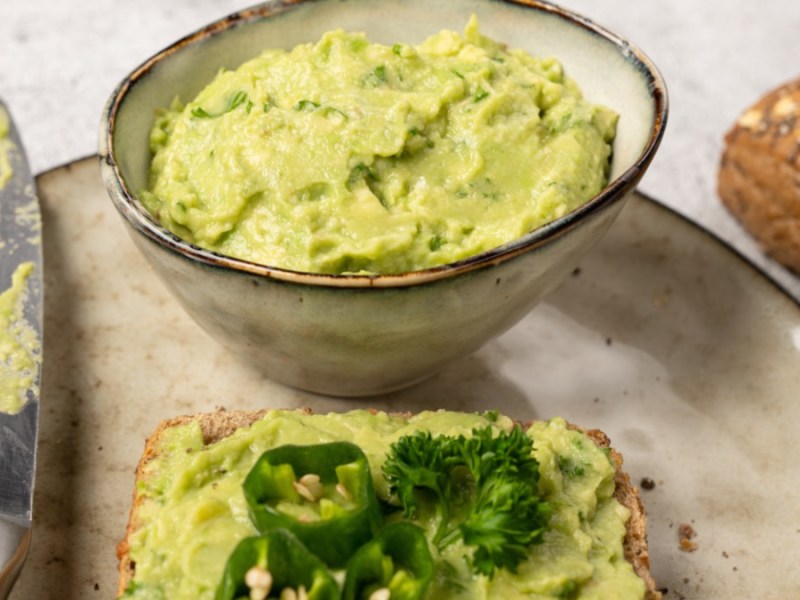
[117,409,661,599]
[718,78,800,273]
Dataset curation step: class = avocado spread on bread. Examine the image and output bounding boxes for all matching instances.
[119,410,647,599]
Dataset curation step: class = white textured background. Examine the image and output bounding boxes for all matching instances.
[2,0,799,298]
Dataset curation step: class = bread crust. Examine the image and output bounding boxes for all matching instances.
[718,78,800,273]
[116,409,660,599]
[115,408,274,595]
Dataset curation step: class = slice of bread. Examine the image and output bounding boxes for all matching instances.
[117,409,661,599]
[718,78,800,273]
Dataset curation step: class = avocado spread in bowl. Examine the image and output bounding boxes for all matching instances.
[142,16,617,275]
[120,410,647,599]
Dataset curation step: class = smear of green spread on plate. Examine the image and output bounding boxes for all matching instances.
[121,410,645,599]
[143,17,617,274]
[0,262,40,414]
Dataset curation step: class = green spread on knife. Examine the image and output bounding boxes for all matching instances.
[0,107,13,190]
[0,262,39,414]
[120,410,645,599]
[143,17,617,274]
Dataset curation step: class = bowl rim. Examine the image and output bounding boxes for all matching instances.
[98,0,668,289]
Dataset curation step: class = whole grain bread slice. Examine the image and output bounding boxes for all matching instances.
[116,408,661,599]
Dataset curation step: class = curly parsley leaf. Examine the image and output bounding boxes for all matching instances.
[384,426,551,578]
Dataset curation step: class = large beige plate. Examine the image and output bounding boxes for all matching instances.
[11,157,800,599]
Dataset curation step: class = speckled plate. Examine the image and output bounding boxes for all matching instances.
[11,157,800,599]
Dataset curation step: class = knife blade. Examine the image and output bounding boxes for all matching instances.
[0,100,43,599]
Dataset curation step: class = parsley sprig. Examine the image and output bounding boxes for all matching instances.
[383,426,551,577]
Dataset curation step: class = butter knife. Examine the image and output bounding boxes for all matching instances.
[0,101,43,599]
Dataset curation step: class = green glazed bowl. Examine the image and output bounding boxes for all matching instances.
[99,0,667,397]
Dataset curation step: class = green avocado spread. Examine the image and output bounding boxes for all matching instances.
[143,17,617,274]
[121,410,645,599]
[0,112,41,414]
[0,262,39,414]
[0,106,13,190]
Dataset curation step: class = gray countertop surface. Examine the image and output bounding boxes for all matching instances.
[2,0,799,299]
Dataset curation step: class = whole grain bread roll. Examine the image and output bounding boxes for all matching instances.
[718,78,800,273]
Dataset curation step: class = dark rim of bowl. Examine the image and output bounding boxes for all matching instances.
[99,0,668,289]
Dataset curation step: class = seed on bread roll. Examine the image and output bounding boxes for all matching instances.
[717,78,800,273]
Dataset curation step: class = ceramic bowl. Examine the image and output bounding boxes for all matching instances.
[99,0,667,397]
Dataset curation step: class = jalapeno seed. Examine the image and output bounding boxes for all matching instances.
[369,587,391,600]
[299,473,323,498]
[336,482,352,501]
[244,566,273,600]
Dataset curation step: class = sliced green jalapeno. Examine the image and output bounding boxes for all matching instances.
[214,530,340,600]
[343,522,434,600]
[243,442,383,568]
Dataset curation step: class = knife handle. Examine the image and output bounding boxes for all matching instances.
[0,521,30,599]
